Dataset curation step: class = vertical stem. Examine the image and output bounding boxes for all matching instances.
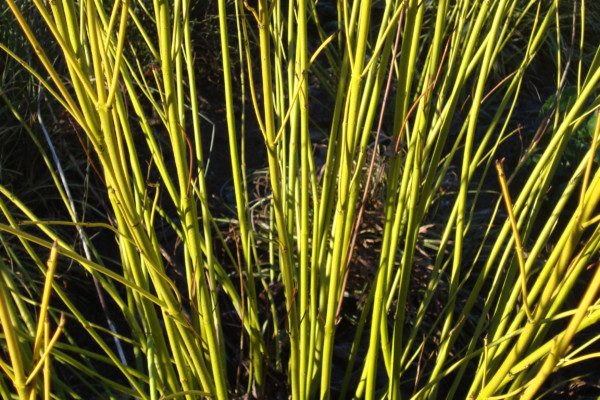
[257,1,300,398]
[296,0,311,397]
[320,1,372,398]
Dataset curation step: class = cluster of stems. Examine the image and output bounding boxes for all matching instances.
[1,0,599,399]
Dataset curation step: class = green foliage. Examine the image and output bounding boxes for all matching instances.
[0,0,599,399]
